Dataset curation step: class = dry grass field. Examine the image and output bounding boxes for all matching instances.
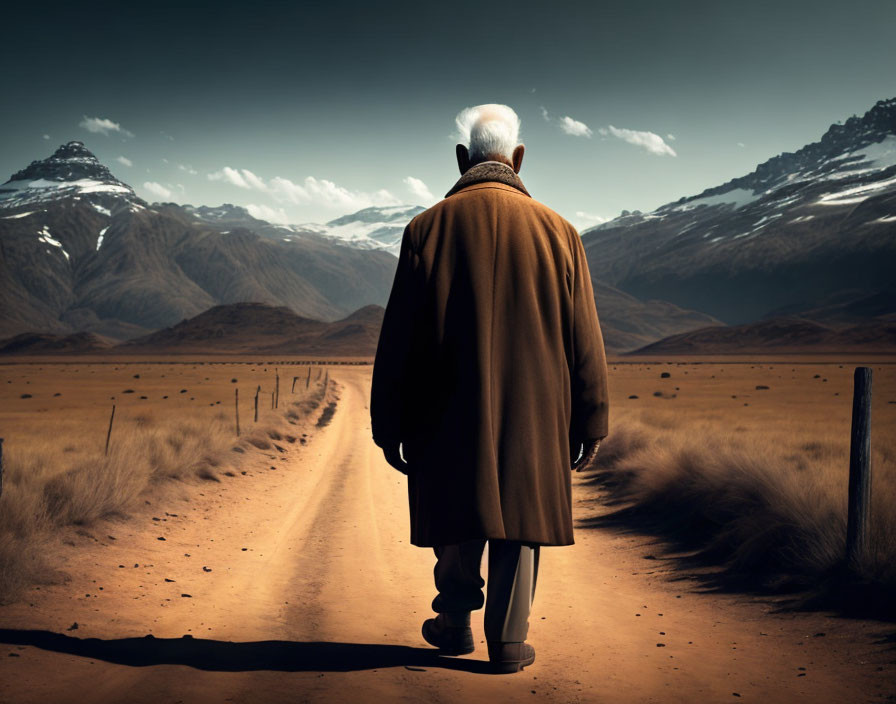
[1,355,894,616]
[586,357,896,614]
[0,357,335,601]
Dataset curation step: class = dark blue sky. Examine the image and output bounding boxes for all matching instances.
[2,0,895,226]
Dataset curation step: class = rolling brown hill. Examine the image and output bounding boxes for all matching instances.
[592,280,723,352]
[627,317,896,355]
[0,331,116,355]
[117,302,385,356]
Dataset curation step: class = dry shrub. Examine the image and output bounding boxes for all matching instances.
[246,435,272,450]
[0,467,54,602]
[316,401,338,428]
[0,372,333,603]
[583,418,896,615]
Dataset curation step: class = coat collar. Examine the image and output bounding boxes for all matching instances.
[444,160,531,198]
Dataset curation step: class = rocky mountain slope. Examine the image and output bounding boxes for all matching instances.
[582,97,896,326]
[0,142,399,340]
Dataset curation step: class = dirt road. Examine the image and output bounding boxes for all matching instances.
[0,367,892,703]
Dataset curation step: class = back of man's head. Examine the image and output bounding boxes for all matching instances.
[455,104,521,164]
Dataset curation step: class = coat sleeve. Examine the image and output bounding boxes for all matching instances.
[569,229,609,444]
[370,224,423,449]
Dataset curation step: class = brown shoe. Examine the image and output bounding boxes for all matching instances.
[487,641,536,673]
[421,613,475,655]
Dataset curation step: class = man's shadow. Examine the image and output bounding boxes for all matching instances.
[0,629,493,674]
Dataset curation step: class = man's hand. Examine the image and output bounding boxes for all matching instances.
[382,442,412,475]
[571,439,602,472]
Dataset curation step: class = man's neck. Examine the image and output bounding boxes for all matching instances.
[468,158,513,171]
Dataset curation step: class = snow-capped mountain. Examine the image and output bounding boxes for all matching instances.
[181,202,425,255]
[0,141,140,213]
[582,97,896,324]
[0,143,399,340]
[309,205,426,254]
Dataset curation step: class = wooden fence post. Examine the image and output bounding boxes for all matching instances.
[275,369,280,409]
[291,376,297,394]
[0,437,4,499]
[846,366,872,567]
[235,388,240,437]
[306,366,311,388]
[254,385,260,423]
[271,391,275,409]
[104,404,116,456]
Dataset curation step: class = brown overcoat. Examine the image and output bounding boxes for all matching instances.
[370,161,609,547]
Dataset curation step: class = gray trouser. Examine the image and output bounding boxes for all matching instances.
[432,539,540,643]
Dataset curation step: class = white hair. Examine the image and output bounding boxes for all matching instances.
[455,103,521,162]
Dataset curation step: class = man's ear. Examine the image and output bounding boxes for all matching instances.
[456,144,471,175]
[512,144,525,174]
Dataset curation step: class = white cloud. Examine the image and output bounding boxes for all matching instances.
[559,116,593,138]
[79,115,134,138]
[601,125,677,156]
[268,176,308,202]
[737,142,746,148]
[207,166,267,190]
[178,164,198,175]
[161,158,169,164]
[267,175,399,210]
[246,203,291,224]
[143,181,172,199]
[575,211,609,225]
[208,166,401,212]
[540,106,551,121]
[666,133,676,141]
[302,176,399,209]
[241,170,268,191]
[42,134,50,140]
[116,155,133,167]
[404,176,435,204]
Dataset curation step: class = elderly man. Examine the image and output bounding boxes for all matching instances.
[370,103,609,674]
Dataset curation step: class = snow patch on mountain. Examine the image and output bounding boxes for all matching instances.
[817,173,896,206]
[2,178,131,196]
[1,210,37,219]
[281,205,425,255]
[37,225,70,260]
[670,187,760,211]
